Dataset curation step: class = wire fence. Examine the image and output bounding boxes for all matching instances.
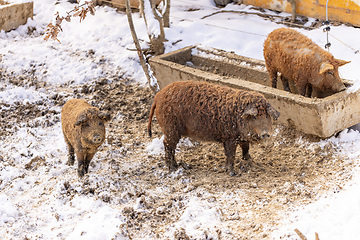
[170,0,359,54]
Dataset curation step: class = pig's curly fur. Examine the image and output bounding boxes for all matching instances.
[263,27,346,97]
[147,80,278,175]
[61,99,107,177]
[148,81,273,143]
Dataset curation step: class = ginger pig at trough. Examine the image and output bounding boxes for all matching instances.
[263,27,350,97]
[61,99,110,177]
[148,80,280,176]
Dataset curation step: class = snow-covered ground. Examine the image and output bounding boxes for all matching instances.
[1,0,360,239]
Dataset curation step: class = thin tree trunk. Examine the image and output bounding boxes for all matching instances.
[150,0,165,55]
[140,0,165,55]
[163,0,170,27]
[125,0,159,92]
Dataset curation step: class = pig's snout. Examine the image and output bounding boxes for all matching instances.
[259,131,270,140]
[332,81,346,93]
[251,130,270,140]
[339,85,346,92]
[93,134,103,144]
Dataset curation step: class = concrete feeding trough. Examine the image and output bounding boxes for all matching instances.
[149,45,360,138]
[0,0,33,32]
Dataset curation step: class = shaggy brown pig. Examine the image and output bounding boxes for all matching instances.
[148,81,280,176]
[263,28,350,97]
[61,99,110,177]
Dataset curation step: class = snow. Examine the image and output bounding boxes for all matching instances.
[146,136,194,156]
[1,0,360,239]
[273,130,360,239]
[0,194,20,227]
[172,197,222,239]
[145,135,165,155]
[65,197,124,240]
[0,85,45,104]
[275,175,360,240]
[143,0,161,37]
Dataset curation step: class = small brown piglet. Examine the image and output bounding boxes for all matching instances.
[61,99,110,177]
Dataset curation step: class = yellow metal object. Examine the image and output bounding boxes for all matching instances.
[241,0,360,27]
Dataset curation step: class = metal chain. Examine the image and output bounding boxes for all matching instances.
[323,0,331,51]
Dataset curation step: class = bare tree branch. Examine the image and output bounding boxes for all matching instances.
[44,1,96,42]
[125,0,159,92]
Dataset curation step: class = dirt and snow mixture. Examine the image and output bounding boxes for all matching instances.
[0,68,356,239]
[1,0,360,239]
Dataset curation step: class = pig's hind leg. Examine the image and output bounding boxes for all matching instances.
[64,135,75,166]
[306,84,313,97]
[268,69,278,89]
[163,129,181,172]
[223,140,237,176]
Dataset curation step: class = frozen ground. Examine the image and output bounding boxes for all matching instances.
[1,0,360,239]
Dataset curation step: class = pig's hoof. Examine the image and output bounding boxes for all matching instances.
[242,154,252,162]
[78,166,86,178]
[227,169,238,177]
[168,162,179,172]
[240,162,254,173]
[67,156,75,166]
[240,159,252,172]
[168,166,178,172]
[179,161,191,170]
[239,165,248,173]
[66,160,74,166]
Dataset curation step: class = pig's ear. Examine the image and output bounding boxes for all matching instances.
[335,59,351,67]
[242,105,258,117]
[319,62,334,74]
[98,112,111,122]
[75,114,88,126]
[267,105,280,120]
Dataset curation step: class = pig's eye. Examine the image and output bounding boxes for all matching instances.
[99,122,103,126]
[84,123,90,128]
[327,71,334,76]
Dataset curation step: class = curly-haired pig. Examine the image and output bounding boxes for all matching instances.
[61,99,110,177]
[148,81,280,176]
[264,28,350,97]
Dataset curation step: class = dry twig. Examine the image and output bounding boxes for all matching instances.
[294,228,307,240]
[294,229,320,240]
[44,1,96,42]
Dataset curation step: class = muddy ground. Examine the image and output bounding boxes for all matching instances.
[0,67,355,239]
